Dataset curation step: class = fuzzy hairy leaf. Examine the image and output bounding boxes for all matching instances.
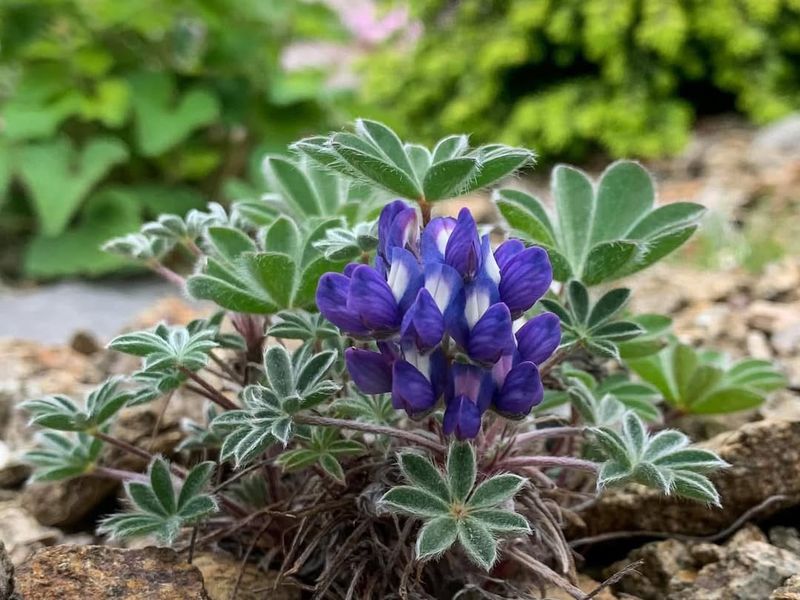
[416,516,458,560]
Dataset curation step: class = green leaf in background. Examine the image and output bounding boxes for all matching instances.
[24,187,142,278]
[16,137,129,235]
[130,72,219,157]
[628,341,786,414]
[495,161,706,285]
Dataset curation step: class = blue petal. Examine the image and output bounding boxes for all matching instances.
[516,312,561,365]
[491,352,515,388]
[378,200,419,263]
[316,273,369,336]
[494,361,543,418]
[347,265,401,332]
[400,289,445,352]
[444,208,481,279]
[443,395,482,440]
[451,362,494,412]
[494,239,524,270]
[421,217,457,264]
[378,200,412,259]
[467,302,515,364]
[499,246,552,316]
[392,360,437,417]
[345,348,393,394]
[387,247,424,312]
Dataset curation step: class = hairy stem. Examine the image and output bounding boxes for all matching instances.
[294,414,445,453]
[209,351,244,385]
[514,426,585,446]
[181,368,239,410]
[147,260,186,288]
[497,455,598,473]
[92,466,149,483]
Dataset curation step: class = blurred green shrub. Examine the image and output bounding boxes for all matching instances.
[0,0,350,278]
[361,0,800,160]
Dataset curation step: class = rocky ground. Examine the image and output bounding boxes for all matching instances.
[0,114,799,598]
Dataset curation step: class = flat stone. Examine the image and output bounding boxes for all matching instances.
[192,552,299,600]
[0,541,14,600]
[0,503,61,565]
[672,541,800,600]
[14,545,209,599]
[772,575,800,600]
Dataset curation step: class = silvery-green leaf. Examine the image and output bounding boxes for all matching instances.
[447,442,476,503]
[318,453,345,483]
[467,474,526,509]
[399,453,450,501]
[457,517,497,570]
[381,486,450,517]
[416,516,458,561]
[149,457,176,514]
[470,509,531,534]
[265,345,294,398]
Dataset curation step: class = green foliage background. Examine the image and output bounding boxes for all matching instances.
[0,0,350,278]
[361,0,800,160]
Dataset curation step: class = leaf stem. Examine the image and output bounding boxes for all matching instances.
[514,426,585,445]
[496,455,598,473]
[181,368,239,410]
[92,466,149,483]
[294,414,445,454]
[148,260,186,288]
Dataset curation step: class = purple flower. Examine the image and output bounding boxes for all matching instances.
[317,201,558,439]
[345,347,393,394]
[516,312,561,365]
[494,361,543,418]
[392,348,447,418]
[443,363,492,440]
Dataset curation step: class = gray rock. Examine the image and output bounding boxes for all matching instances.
[772,575,800,600]
[751,114,800,162]
[770,526,800,557]
[0,541,14,600]
[672,541,800,600]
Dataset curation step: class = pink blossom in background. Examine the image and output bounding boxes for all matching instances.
[281,0,420,90]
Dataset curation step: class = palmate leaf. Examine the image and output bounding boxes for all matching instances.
[21,377,133,432]
[187,216,350,314]
[276,427,364,483]
[592,412,727,505]
[109,324,218,373]
[381,443,530,570]
[545,281,644,360]
[99,457,217,544]
[628,341,786,414]
[24,431,104,482]
[211,345,341,466]
[495,161,705,285]
[293,120,533,203]
[564,367,662,425]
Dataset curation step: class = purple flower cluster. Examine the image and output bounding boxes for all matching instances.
[316,201,561,439]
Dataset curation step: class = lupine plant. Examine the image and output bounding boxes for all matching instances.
[21,120,780,598]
